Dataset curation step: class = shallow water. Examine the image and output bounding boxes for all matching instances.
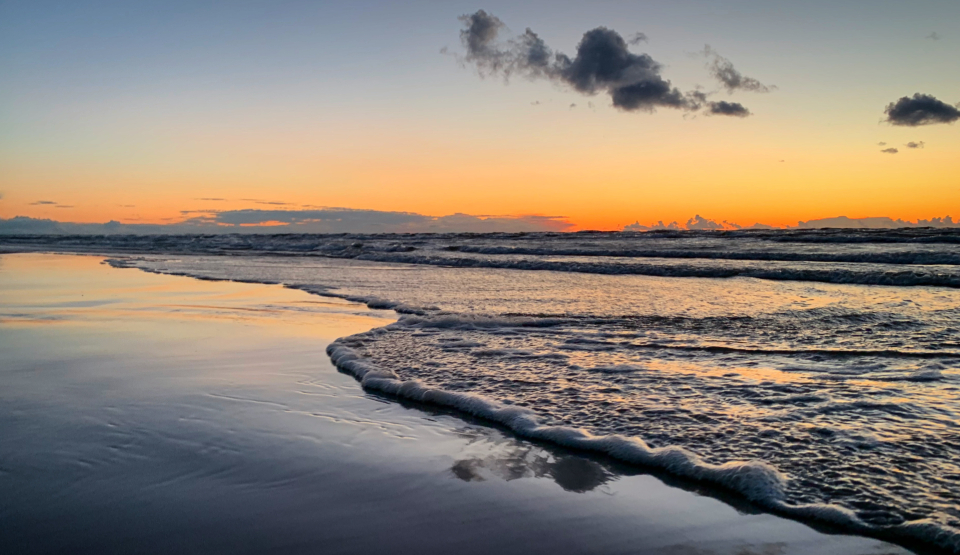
[4,230,960,551]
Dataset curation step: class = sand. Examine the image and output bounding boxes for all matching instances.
[0,253,911,554]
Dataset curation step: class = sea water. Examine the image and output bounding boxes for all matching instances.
[5,229,959,551]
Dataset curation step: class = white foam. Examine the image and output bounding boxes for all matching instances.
[327,338,960,552]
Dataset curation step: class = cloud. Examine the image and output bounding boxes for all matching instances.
[881,148,899,154]
[457,11,716,114]
[189,207,574,233]
[702,45,772,93]
[926,32,940,40]
[240,198,297,206]
[627,32,648,45]
[904,141,925,149]
[624,216,773,231]
[795,215,959,229]
[1,208,574,235]
[196,197,227,201]
[706,100,751,117]
[884,93,960,126]
[877,141,887,146]
[0,192,4,200]
[624,220,682,231]
[622,215,960,232]
[54,205,74,209]
[30,200,58,205]
[686,214,725,230]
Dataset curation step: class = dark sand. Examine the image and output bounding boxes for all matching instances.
[0,254,909,554]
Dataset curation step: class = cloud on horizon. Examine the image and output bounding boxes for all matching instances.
[624,215,960,231]
[884,93,960,126]
[624,215,775,231]
[456,10,753,117]
[0,208,573,235]
[4,210,959,235]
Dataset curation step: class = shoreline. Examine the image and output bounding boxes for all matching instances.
[103,252,955,554]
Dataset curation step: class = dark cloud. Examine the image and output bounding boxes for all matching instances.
[926,32,940,40]
[706,100,751,117]
[627,32,648,45]
[881,148,899,154]
[30,200,58,205]
[884,93,960,126]
[458,10,509,76]
[905,141,925,149]
[702,45,771,93]
[54,205,74,209]
[457,11,715,114]
[877,141,887,146]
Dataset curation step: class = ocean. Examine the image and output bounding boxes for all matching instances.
[4,229,959,552]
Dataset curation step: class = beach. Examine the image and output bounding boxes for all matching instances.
[0,253,912,554]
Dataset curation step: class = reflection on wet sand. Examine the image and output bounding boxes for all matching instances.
[449,425,614,493]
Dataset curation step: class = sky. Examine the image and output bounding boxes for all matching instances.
[1,0,958,231]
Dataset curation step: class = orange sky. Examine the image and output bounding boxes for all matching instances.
[2,1,958,231]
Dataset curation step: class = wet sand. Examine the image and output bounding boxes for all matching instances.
[0,253,910,555]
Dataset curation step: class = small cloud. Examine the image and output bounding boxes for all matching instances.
[627,32,648,45]
[196,197,227,202]
[240,198,296,206]
[881,148,899,154]
[702,45,773,94]
[904,141,925,149]
[531,100,541,105]
[118,204,136,208]
[30,200,58,205]
[706,100,751,117]
[686,214,725,230]
[884,93,960,126]
[54,205,74,209]
[877,141,887,146]
[569,103,577,109]
[926,32,940,40]
[779,159,785,162]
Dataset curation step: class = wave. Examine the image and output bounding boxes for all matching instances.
[355,252,960,288]
[327,336,960,553]
[7,232,960,288]
[449,245,960,265]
